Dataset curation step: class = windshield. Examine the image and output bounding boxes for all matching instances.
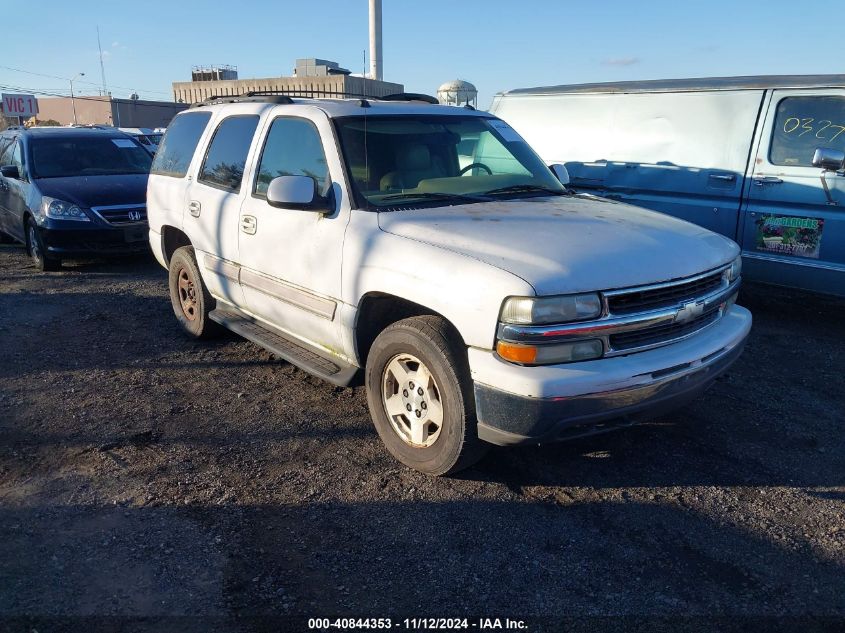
[334,115,565,209]
[30,136,153,178]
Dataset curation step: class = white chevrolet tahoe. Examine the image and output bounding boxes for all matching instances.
[147,93,751,475]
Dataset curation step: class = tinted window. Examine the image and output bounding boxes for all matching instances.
[254,118,329,197]
[151,112,211,178]
[30,136,152,178]
[199,116,259,192]
[770,96,845,167]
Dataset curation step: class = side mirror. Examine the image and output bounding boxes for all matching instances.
[812,148,845,172]
[549,163,570,186]
[0,165,20,179]
[266,175,330,212]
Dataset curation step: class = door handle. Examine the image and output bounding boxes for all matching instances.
[188,200,201,217]
[709,173,736,182]
[241,215,257,235]
[754,177,783,186]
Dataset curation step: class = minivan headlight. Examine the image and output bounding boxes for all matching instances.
[500,293,602,325]
[43,197,90,222]
[727,256,742,282]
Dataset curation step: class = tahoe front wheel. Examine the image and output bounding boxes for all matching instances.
[365,315,489,476]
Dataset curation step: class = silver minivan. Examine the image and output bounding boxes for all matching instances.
[491,75,845,296]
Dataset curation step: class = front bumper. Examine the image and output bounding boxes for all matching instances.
[41,224,150,257]
[470,305,751,446]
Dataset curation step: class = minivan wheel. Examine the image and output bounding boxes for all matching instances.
[168,245,221,339]
[26,219,60,272]
[365,315,489,476]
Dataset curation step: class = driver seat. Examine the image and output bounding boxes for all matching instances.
[380,144,446,190]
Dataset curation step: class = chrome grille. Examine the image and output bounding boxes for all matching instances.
[90,204,147,225]
[609,307,721,351]
[606,270,725,315]
[496,264,740,360]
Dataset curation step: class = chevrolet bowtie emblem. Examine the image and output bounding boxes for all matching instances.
[675,301,705,324]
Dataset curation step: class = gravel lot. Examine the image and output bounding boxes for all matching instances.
[0,244,843,631]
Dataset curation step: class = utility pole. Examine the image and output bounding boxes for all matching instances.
[97,26,108,96]
[69,72,85,125]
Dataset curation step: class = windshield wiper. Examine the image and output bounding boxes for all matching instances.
[482,184,566,197]
[380,191,488,203]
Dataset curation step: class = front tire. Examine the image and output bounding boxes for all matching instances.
[365,315,489,476]
[26,219,60,272]
[168,245,221,339]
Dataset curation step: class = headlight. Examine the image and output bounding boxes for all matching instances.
[500,293,602,325]
[497,339,603,365]
[727,256,742,282]
[43,197,90,222]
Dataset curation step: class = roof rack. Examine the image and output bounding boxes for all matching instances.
[187,90,443,109]
[190,94,294,108]
[380,92,439,105]
[243,89,371,99]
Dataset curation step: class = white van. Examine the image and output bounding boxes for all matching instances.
[490,75,845,296]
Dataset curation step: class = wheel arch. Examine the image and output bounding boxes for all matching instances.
[354,293,467,367]
[160,225,192,266]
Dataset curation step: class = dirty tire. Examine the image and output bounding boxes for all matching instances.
[168,245,221,339]
[26,218,60,272]
[365,315,489,476]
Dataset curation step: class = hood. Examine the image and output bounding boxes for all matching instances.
[377,195,739,295]
[34,174,149,209]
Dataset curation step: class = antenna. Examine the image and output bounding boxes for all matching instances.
[97,25,108,96]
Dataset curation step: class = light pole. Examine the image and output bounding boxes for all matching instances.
[69,72,85,125]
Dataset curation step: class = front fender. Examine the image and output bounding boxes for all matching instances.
[341,212,534,350]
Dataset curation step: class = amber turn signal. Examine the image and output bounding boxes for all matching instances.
[496,341,538,364]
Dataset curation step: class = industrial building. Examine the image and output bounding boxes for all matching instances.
[172,58,402,104]
[173,0,398,104]
[34,95,187,128]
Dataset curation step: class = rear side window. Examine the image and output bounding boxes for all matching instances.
[254,117,329,197]
[199,115,259,192]
[151,112,212,178]
[770,96,845,167]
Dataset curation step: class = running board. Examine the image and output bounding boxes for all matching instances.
[209,307,358,386]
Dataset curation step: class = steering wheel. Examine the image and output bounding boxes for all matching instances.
[459,162,492,176]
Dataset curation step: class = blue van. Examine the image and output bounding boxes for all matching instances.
[490,75,845,296]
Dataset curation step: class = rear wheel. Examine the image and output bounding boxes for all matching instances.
[26,219,60,272]
[365,315,489,476]
[168,245,221,339]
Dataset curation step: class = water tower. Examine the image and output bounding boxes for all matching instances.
[437,80,478,108]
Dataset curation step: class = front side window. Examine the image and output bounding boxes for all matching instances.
[770,96,845,167]
[29,136,152,179]
[334,115,564,210]
[254,117,329,197]
[0,138,12,165]
[198,115,259,192]
[151,112,211,178]
[11,141,23,172]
